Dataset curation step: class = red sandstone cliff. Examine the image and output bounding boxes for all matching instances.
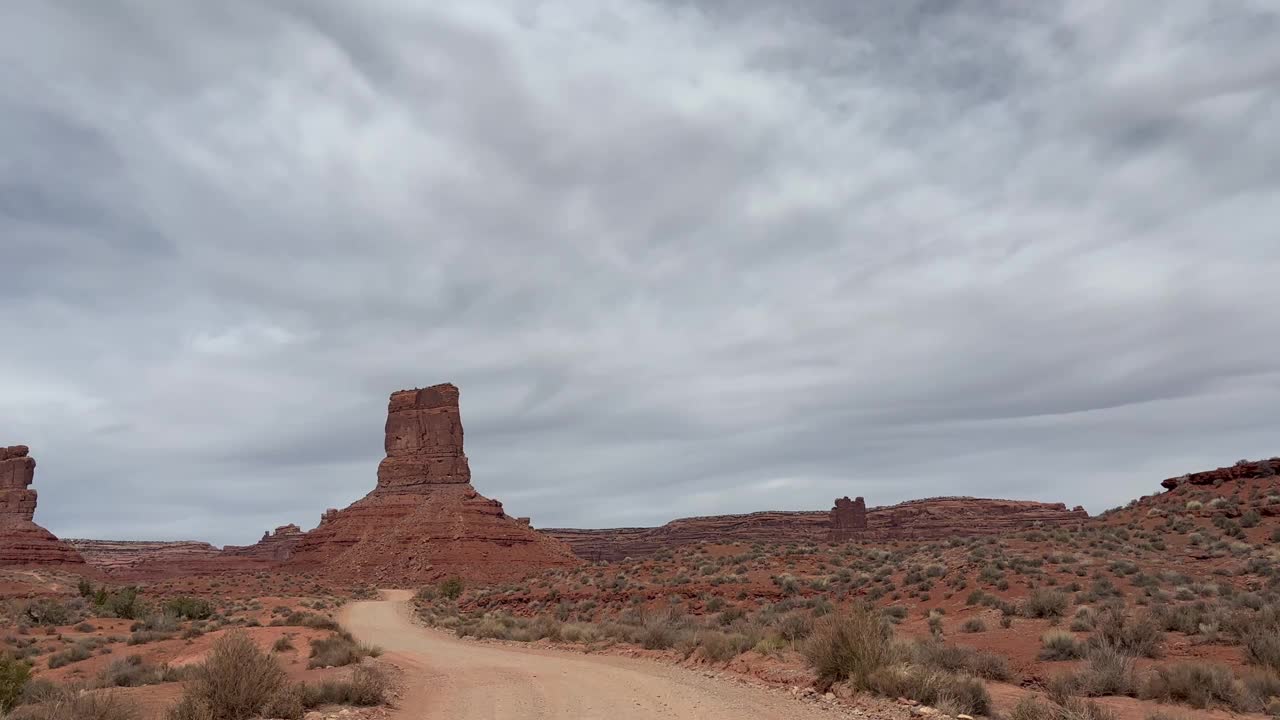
[1161,457,1279,490]
[0,446,85,566]
[286,383,578,583]
[546,496,1088,561]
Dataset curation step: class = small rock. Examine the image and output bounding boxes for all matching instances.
[823,692,835,701]
[957,716,974,720]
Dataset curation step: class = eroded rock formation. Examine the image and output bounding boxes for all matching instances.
[546,496,1089,562]
[1161,458,1280,490]
[828,496,867,542]
[286,383,578,583]
[221,524,305,561]
[0,445,85,566]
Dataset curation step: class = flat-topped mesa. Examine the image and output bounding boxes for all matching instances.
[285,383,578,583]
[0,445,85,566]
[546,496,1090,562]
[1161,457,1279,490]
[377,384,471,491]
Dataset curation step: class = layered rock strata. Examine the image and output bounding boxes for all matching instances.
[66,540,221,572]
[286,383,578,583]
[0,446,85,565]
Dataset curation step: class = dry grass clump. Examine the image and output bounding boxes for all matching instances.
[8,691,141,720]
[1023,589,1070,620]
[299,664,387,707]
[866,666,990,716]
[1138,662,1239,709]
[1007,695,1115,720]
[167,632,297,720]
[308,632,381,668]
[1040,631,1085,660]
[801,606,894,688]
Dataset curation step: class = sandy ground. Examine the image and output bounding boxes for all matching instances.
[341,590,867,720]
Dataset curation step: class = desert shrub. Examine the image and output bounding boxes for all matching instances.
[438,577,464,601]
[279,611,339,631]
[0,655,31,712]
[10,691,141,720]
[1139,662,1240,709]
[1008,696,1115,720]
[96,655,179,687]
[638,608,688,650]
[699,631,750,662]
[801,607,894,688]
[1073,644,1137,697]
[308,633,380,668]
[127,630,175,645]
[167,631,294,720]
[1089,608,1163,658]
[960,617,986,633]
[1023,589,1070,619]
[165,597,214,620]
[1041,631,1085,660]
[97,587,145,620]
[300,664,387,707]
[907,640,1010,681]
[1246,627,1280,673]
[273,636,294,652]
[22,598,80,627]
[47,642,95,668]
[413,586,437,603]
[776,612,813,644]
[866,666,990,715]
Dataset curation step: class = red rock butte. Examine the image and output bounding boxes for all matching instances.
[0,445,84,566]
[286,383,579,583]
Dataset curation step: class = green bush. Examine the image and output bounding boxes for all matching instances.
[165,597,214,621]
[438,577,464,601]
[0,655,31,712]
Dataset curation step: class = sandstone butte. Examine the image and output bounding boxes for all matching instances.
[285,383,580,583]
[545,496,1089,562]
[0,445,85,566]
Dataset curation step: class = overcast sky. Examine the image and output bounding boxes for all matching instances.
[3,1,1278,546]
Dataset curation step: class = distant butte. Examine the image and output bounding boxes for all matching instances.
[284,383,579,583]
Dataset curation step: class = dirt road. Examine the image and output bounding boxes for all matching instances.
[341,590,855,720]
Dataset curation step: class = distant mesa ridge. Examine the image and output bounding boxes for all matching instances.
[545,496,1089,562]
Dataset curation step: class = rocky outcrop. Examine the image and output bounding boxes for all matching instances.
[1161,458,1279,490]
[66,539,221,572]
[286,383,579,583]
[546,497,1089,562]
[220,524,306,561]
[0,446,85,566]
[828,496,867,542]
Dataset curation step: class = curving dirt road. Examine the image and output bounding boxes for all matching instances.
[341,590,855,720]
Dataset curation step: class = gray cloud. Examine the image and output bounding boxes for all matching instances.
[2,0,1278,545]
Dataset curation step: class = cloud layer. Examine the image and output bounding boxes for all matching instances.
[3,0,1278,544]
